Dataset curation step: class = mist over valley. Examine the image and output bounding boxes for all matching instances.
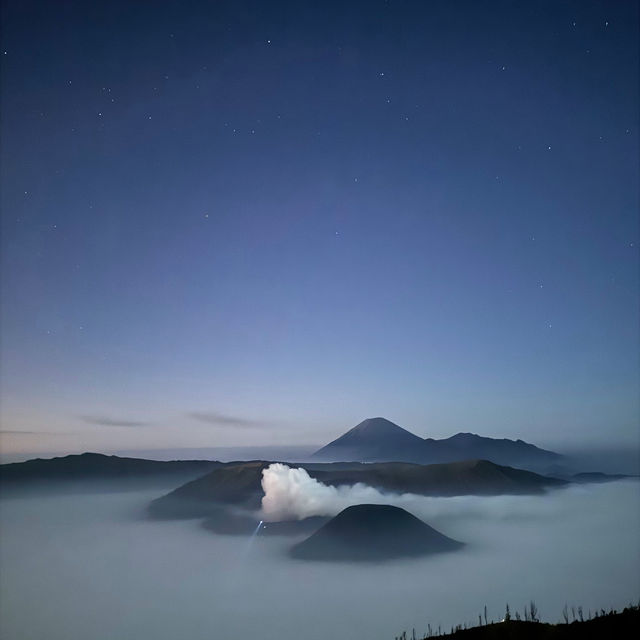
[1,474,637,640]
[1,419,639,639]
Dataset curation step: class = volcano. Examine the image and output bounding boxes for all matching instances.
[290,503,463,562]
[312,417,561,472]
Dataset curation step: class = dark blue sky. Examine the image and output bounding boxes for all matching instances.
[1,0,638,456]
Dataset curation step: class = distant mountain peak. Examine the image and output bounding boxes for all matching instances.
[348,417,413,435]
[448,432,481,441]
[312,417,424,462]
[312,418,561,470]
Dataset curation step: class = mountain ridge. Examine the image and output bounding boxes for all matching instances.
[0,452,220,491]
[312,417,561,471]
[148,458,567,519]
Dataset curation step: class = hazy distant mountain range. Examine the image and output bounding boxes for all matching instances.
[1,418,633,504]
[312,417,562,472]
[0,452,219,491]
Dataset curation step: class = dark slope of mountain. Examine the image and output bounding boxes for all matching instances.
[148,459,567,519]
[431,432,561,470]
[309,459,567,497]
[312,417,562,471]
[312,417,426,463]
[0,453,219,494]
[290,504,463,561]
[148,461,270,518]
[418,606,640,639]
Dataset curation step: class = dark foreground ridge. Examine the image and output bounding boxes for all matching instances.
[290,504,463,562]
[397,605,639,639]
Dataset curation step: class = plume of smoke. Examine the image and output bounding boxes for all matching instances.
[259,464,595,525]
[260,463,410,521]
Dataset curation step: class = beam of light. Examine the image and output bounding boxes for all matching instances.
[226,520,265,592]
[244,520,263,554]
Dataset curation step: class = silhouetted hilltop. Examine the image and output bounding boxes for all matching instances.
[403,605,639,639]
[312,418,561,472]
[290,504,463,561]
[0,452,219,493]
[149,459,567,519]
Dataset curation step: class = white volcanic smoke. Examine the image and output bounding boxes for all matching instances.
[260,463,410,521]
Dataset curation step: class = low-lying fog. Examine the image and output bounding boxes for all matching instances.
[1,480,638,640]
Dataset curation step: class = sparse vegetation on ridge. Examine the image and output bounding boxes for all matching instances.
[393,602,639,639]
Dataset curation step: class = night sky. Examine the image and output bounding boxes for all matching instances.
[1,0,638,458]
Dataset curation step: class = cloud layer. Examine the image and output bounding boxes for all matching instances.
[79,416,148,427]
[188,411,264,428]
